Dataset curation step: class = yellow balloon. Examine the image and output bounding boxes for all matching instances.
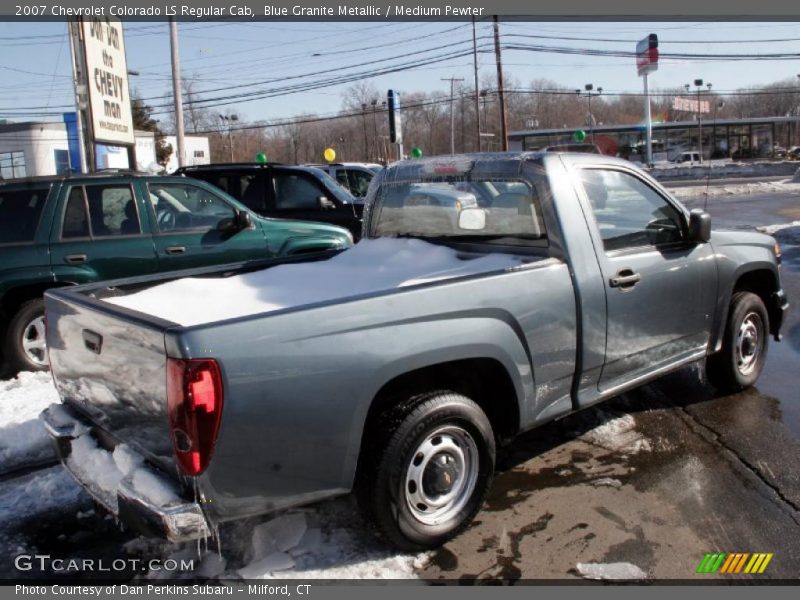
[323,148,336,162]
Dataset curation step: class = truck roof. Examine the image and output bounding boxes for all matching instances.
[0,170,157,187]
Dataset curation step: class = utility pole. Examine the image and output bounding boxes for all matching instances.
[442,77,464,154]
[67,20,89,173]
[361,103,369,161]
[169,18,186,168]
[493,16,508,151]
[219,114,238,162]
[371,99,379,162]
[472,16,482,152]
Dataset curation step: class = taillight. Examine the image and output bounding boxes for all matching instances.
[167,358,224,477]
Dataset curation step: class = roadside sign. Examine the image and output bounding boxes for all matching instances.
[672,96,711,114]
[80,17,134,146]
[636,33,658,76]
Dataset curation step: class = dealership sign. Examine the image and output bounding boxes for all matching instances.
[672,96,711,114]
[636,34,658,76]
[81,18,134,146]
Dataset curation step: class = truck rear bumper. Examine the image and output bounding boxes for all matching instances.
[40,404,211,543]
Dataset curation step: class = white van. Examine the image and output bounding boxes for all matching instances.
[673,151,702,164]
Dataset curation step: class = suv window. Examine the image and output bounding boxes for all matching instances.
[344,169,373,198]
[85,184,140,237]
[273,173,325,209]
[0,185,49,243]
[62,187,89,239]
[580,168,685,252]
[148,181,236,232]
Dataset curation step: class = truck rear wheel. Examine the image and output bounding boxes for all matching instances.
[706,291,769,392]
[357,391,495,550]
[4,298,49,373]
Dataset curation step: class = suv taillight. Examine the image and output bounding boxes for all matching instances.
[167,358,224,476]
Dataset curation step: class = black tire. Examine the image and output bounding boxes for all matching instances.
[3,298,48,373]
[706,291,769,392]
[356,391,495,551]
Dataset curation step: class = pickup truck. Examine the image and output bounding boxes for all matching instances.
[41,153,788,551]
[0,173,352,373]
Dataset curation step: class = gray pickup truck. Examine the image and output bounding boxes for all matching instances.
[41,152,788,551]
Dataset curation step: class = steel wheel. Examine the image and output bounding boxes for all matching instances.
[404,425,480,526]
[735,311,763,377]
[21,315,48,367]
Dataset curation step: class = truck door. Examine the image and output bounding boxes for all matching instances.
[575,166,717,395]
[50,182,159,282]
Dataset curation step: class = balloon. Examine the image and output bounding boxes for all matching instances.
[323,148,336,162]
[255,152,268,164]
[410,147,423,159]
[573,130,587,142]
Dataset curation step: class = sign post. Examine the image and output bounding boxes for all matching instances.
[636,34,658,166]
[70,17,135,172]
[388,89,404,161]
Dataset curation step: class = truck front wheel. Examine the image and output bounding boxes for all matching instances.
[357,391,495,550]
[4,299,49,373]
[706,291,769,392]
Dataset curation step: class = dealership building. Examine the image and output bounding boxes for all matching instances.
[509,115,800,161]
[0,120,210,179]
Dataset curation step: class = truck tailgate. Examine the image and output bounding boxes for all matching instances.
[44,288,176,475]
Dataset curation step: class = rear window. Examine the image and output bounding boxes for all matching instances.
[0,186,49,244]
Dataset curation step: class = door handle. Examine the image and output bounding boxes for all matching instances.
[165,246,186,255]
[609,269,641,289]
[64,254,87,264]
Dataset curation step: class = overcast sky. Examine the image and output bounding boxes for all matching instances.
[1,19,799,130]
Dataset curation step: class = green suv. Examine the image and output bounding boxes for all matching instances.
[0,172,352,373]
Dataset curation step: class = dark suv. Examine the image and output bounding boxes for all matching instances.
[176,163,364,238]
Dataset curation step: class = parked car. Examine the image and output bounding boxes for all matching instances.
[0,172,352,372]
[672,151,702,164]
[787,146,800,161]
[175,163,363,239]
[43,152,787,551]
[306,163,383,199]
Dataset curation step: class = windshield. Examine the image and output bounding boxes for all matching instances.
[368,176,548,246]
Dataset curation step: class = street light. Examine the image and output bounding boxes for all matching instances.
[686,79,710,163]
[576,83,602,144]
[218,114,238,163]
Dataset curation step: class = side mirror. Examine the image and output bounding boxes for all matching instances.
[457,207,487,231]
[318,196,335,211]
[236,209,252,230]
[688,209,711,243]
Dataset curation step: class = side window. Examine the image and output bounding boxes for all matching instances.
[85,185,140,237]
[580,169,685,252]
[346,169,372,198]
[273,173,325,209]
[147,182,235,232]
[239,174,266,212]
[61,187,90,239]
[335,170,349,189]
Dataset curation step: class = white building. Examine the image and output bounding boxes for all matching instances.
[0,120,209,178]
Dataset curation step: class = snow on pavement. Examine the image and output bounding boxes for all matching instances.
[576,562,648,580]
[669,179,800,199]
[0,371,59,474]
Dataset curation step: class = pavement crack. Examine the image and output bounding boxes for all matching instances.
[675,406,800,522]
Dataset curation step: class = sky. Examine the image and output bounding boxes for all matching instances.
[1,19,799,131]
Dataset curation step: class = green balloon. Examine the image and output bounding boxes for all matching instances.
[573,130,587,142]
[410,147,423,159]
[255,152,268,164]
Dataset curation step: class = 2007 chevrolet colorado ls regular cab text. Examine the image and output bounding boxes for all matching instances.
[41,153,788,550]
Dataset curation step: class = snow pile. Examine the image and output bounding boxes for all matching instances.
[106,238,526,326]
[67,433,178,509]
[232,501,426,580]
[0,371,59,474]
[670,179,800,199]
[580,412,651,454]
[576,562,648,580]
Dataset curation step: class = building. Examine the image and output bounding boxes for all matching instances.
[509,116,800,162]
[0,120,210,178]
